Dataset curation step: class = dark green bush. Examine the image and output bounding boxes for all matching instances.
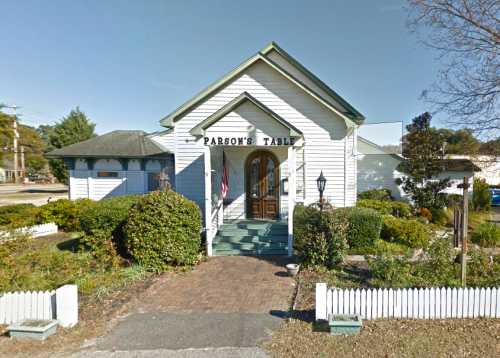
[357,188,392,201]
[124,190,202,270]
[430,208,448,226]
[471,222,500,247]
[293,204,349,268]
[36,199,92,231]
[472,177,491,212]
[343,207,382,249]
[380,215,430,248]
[79,195,139,256]
[0,204,40,228]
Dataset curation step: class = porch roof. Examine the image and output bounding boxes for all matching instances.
[189,91,303,137]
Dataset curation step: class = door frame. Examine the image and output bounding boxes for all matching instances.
[244,149,280,219]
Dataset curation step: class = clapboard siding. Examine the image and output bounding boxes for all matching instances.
[174,60,353,215]
[149,129,176,153]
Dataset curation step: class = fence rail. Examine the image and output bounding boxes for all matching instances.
[0,222,58,241]
[0,285,78,327]
[316,283,500,321]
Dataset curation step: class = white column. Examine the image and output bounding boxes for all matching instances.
[287,146,296,257]
[204,146,213,256]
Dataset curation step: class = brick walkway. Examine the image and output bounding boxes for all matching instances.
[132,256,295,314]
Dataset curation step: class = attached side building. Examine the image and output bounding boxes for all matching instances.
[46,130,174,200]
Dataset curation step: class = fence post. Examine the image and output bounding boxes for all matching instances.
[316,283,328,321]
[56,285,78,328]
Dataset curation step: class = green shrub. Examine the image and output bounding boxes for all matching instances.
[124,190,202,270]
[80,230,122,268]
[36,199,92,231]
[472,177,491,212]
[0,204,40,228]
[358,188,392,201]
[293,205,349,269]
[357,199,412,218]
[357,199,392,215]
[344,207,382,249]
[380,215,430,248]
[79,195,139,256]
[430,208,448,226]
[390,201,412,218]
[471,222,500,247]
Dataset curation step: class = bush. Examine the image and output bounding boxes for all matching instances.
[80,230,122,268]
[380,215,430,248]
[79,195,139,256]
[357,199,392,215]
[430,208,448,226]
[36,199,92,231]
[0,204,40,228]
[472,177,491,212]
[471,222,500,247]
[358,188,393,201]
[293,204,349,268]
[124,190,202,270]
[344,207,382,249]
[357,199,412,218]
[417,207,432,222]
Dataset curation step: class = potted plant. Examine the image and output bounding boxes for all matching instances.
[328,314,362,335]
[285,263,300,276]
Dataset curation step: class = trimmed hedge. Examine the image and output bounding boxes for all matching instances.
[293,204,349,268]
[36,199,93,232]
[124,190,202,271]
[357,188,392,201]
[0,204,40,228]
[79,195,140,259]
[381,215,430,248]
[357,199,412,218]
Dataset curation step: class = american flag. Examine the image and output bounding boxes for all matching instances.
[221,151,229,199]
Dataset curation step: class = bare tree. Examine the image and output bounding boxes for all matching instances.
[407,0,499,139]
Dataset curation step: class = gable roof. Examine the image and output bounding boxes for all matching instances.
[160,42,365,128]
[45,130,170,159]
[190,91,303,137]
[357,136,404,160]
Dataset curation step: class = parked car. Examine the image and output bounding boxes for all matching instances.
[490,188,500,206]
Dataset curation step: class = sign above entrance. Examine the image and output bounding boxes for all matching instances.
[204,136,295,146]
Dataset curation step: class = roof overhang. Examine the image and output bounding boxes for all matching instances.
[190,92,303,137]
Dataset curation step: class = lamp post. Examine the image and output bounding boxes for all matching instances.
[316,170,326,210]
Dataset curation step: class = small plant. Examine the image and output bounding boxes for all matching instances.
[471,222,500,247]
[124,190,202,271]
[357,188,393,201]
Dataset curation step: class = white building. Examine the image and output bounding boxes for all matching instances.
[48,42,367,256]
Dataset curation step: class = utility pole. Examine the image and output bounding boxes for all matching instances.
[4,105,20,183]
[460,176,470,287]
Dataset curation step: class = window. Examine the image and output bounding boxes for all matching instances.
[97,171,118,178]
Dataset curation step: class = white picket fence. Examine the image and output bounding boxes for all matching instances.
[0,222,58,241]
[0,285,78,327]
[316,283,500,321]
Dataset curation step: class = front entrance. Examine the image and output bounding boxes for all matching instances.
[245,150,279,219]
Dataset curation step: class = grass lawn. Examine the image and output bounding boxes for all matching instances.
[264,267,500,358]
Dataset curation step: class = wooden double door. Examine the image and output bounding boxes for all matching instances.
[246,150,279,219]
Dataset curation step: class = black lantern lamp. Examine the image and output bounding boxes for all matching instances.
[316,170,327,209]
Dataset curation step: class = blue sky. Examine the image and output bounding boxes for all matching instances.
[1,0,442,143]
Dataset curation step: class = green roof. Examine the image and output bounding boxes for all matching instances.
[45,130,170,159]
[160,42,365,127]
[190,91,303,137]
